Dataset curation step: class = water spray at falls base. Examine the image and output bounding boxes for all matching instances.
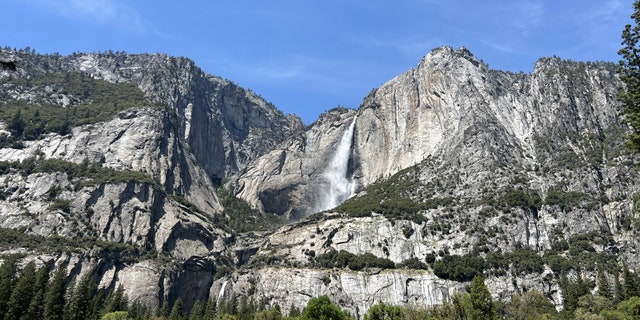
[315,117,357,212]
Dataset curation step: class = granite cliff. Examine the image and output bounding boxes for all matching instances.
[224,47,640,316]
[0,46,639,317]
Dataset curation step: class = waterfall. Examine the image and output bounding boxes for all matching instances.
[216,280,228,308]
[316,116,357,212]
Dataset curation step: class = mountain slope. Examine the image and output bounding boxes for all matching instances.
[221,47,640,316]
[0,47,302,310]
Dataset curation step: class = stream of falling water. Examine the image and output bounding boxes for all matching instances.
[216,280,228,308]
[316,116,357,212]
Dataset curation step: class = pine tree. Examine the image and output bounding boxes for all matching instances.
[26,264,51,320]
[622,265,640,298]
[288,304,300,318]
[469,275,493,320]
[0,255,20,318]
[5,261,37,320]
[8,109,25,137]
[188,300,206,320]
[203,299,216,320]
[598,266,612,299]
[619,0,640,151]
[157,300,170,318]
[105,285,128,313]
[169,298,184,320]
[65,272,96,320]
[44,265,67,320]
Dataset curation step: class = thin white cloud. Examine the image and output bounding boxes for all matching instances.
[512,1,544,36]
[24,0,148,34]
[204,52,369,97]
[348,34,443,58]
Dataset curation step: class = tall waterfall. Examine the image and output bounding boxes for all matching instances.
[316,117,357,212]
[216,280,228,308]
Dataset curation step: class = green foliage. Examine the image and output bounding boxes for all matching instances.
[0,227,151,264]
[616,296,640,318]
[335,165,452,224]
[433,254,485,282]
[364,302,405,320]
[101,311,129,320]
[469,276,493,320]
[622,266,640,300]
[0,255,19,317]
[300,295,348,320]
[0,71,149,144]
[44,264,67,320]
[544,253,572,274]
[545,188,589,211]
[618,0,640,151]
[0,157,159,188]
[104,285,128,314]
[253,307,283,320]
[560,274,593,312]
[169,298,185,320]
[25,263,50,320]
[510,247,544,275]
[66,272,97,320]
[499,189,542,213]
[314,249,396,271]
[217,187,284,233]
[4,260,36,320]
[398,258,429,270]
[503,290,557,320]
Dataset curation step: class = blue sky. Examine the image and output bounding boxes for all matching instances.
[0,0,633,124]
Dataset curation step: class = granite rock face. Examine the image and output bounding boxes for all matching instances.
[221,47,639,314]
[2,47,640,316]
[0,49,301,310]
[235,108,357,219]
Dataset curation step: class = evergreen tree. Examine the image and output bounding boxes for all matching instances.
[8,109,25,137]
[622,265,640,298]
[188,300,206,320]
[44,265,67,320]
[65,272,97,320]
[203,299,216,320]
[614,271,624,303]
[0,255,20,318]
[105,285,128,313]
[26,263,51,320]
[598,267,612,299]
[169,298,184,320]
[157,300,170,318]
[4,261,36,320]
[619,0,640,151]
[90,289,108,320]
[469,275,493,320]
[127,301,147,320]
[288,304,300,318]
